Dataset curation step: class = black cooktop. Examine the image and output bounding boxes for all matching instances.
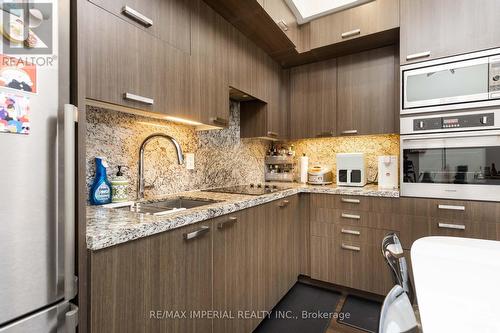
[204,184,290,196]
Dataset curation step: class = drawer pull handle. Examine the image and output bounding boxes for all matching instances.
[406,51,431,61]
[341,198,360,204]
[277,20,288,31]
[341,229,360,236]
[438,204,465,211]
[123,92,154,105]
[278,200,290,208]
[210,117,229,126]
[122,5,153,27]
[341,130,358,135]
[341,28,361,39]
[341,243,361,251]
[341,213,360,220]
[217,217,238,230]
[316,131,334,137]
[267,131,279,138]
[438,223,466,230]
[183,226,210,240]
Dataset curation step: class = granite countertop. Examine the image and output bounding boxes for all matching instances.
[87,184,399,251]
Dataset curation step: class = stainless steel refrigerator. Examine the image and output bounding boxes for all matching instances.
[0,0,78,332]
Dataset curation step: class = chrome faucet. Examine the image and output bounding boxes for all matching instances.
[138,133,184,200]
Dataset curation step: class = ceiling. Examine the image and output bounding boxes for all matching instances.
[285,0,373,24]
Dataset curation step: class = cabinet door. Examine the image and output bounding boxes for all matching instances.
[89,222,212,333]
[88,0,191,53]
[290,58,337,139]
[310,0,399,50]
[401,0,500,64]
[213,209,265,333]
[337,45,396,136]
[85,3,155,111]
[191,0,230,127]
[262,0,299,47]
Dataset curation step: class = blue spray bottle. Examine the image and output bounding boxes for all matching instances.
[90,157,112,205]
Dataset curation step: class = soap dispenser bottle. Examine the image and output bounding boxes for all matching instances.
[111,166,129,203]
[90,157,112,205]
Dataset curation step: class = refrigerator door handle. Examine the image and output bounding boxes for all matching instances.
[65,303,79,333]
[63,104,78,301]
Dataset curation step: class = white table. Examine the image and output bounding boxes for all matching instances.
[411,237,500,333]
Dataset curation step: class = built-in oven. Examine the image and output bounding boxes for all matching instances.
[401,48,500,114]
[400,110,500,201]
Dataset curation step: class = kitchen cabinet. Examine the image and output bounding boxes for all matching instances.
[261,0,299,48]
[240,68,288,140]
[213,196,299,333]
[309,0,399,51]
[337,45,397,136]
[89,221,213,333]
[400,0,500,64]
[87,0,191,53]
[190,0,230,127]
[289,58,337,139]
[85,3,156,112]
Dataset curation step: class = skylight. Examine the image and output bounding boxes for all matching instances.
[285,0,373,24]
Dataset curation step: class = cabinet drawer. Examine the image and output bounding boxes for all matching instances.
[85,4,155,111]
[332,238,393,295]
[335,195,371,211]
[429,218,484,239]
[334,224,397,246]
[428,200,473,221]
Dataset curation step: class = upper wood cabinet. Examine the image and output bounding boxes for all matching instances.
[85,3,156,112]
[337,45,397,136]
[309,0,399,51]
[261,0,299,48]
[190,0,230,127]
[400,0,500,64]
[289,58,337,139]
[88,0,191,53]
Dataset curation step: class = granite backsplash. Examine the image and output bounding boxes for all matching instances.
[281,134,400,183]
[86,102,400,202]
[86,101,269,201]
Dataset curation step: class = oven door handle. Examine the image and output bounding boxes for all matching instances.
[401,130,500,150]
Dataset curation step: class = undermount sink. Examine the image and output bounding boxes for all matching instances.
[104,197,220,216]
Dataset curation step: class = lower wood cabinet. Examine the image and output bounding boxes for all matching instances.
[89,221,213,333]
[89,196,299,333]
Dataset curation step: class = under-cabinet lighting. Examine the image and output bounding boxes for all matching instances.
[164,116,203,126]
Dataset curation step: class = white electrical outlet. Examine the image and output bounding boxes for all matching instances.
[185,153,195,170]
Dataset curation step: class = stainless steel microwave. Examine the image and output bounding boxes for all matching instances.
[401,48,500,114]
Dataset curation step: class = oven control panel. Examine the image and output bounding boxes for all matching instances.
[413,113,494,131]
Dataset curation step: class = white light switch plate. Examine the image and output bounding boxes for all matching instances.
[185,153,195,170]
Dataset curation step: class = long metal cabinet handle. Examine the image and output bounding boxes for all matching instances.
[341,213,361,220]
[183,226,210,240]
[341,229,361,235]
[341,244,361,251]
[217,217,238,229]
[341,198,360,204]
[406,51,431,61]
[123,92,154,105]
[278,200,290,208]
[63,104,77,301]
[341,130,358,135]
[438,204,465,211]
[122,5,154,27]
[277,19,288,31]
[438,223,466,230]
[341,28,361,39]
